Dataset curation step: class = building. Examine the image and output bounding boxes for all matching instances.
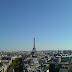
[31,38,37,57]
[59,63,72,72]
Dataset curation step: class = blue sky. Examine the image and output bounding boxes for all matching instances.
[0,0,72,51]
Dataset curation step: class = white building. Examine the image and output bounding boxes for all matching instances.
[59,63,72,72]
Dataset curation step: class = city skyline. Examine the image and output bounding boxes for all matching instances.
[0,0,72,51]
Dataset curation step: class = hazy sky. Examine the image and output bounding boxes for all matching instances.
[0,0,72,51]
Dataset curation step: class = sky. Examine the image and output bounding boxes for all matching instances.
[0,0,72,51]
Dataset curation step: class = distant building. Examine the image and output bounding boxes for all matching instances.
[59,63,72,72]
[56,56,61,63]
[31,38,37,57]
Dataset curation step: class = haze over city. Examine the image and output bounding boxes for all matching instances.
[0,0,72,51]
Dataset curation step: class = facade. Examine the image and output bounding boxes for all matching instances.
[59,63,72,72]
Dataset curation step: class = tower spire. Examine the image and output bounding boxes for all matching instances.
[34,37,35,48]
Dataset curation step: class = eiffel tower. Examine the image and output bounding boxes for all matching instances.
[31,38,37,57]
